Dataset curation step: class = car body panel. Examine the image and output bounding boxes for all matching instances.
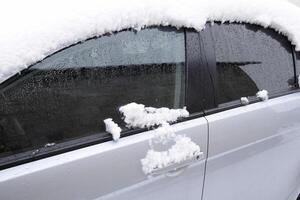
[203,93,300,200]
[0,117,208,200]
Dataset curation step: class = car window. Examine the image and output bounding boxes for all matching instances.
[210,23,295,106]
[0,27,186,163]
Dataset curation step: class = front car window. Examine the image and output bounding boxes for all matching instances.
[0,27,186,163]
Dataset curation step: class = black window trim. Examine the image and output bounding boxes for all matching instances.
[292,45,299,87]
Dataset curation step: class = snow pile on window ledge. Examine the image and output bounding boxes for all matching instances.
[1,0,300,83]
[119,103,189,129]
[256,90,269,101]
[240,97,249,105]
[103,118,121,141]
[141,135,202,175]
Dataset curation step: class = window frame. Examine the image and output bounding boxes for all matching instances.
[293,47,300,88]
[0,27,208,170]
[199,22,300,116]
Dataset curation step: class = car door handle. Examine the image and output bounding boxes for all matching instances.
[147,152,204,177]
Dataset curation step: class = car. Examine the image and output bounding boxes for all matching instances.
[0,1,300,200]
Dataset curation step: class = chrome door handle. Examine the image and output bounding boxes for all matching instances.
[147,152,204,177]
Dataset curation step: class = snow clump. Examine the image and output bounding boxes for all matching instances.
[256,90,269,101]
[240,97,249,105]
[141,135,202,175]
[119,102,189,129]
[151,122,176,145]
[103,118,121,141]
[103,102,201,174]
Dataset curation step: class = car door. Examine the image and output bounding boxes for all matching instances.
[200,23,300,200]
[0,27,209,200]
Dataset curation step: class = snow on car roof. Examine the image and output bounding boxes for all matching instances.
[1,0,300,83]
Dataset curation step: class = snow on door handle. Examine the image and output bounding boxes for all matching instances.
[146,151,204,177]
[141,135,204,177]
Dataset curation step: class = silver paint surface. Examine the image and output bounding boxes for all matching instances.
[203,93,300,200]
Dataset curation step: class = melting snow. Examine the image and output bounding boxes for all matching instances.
[119,102,189,129]
[44,143,56,148]
[103,102,201,174]
[1,0,300,83]
[240,97,249,105]
[141,135,202,175]
[150,122,176,145]
[256,90,269,101]
[103,118,121,141]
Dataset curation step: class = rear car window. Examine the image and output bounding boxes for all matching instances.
[210,23,296,105]
[0,27,186,164]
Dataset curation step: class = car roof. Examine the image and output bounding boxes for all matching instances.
[1,0,300,83]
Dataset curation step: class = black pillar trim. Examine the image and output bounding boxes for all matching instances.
[291,45,298,87]
[185,27,216,114]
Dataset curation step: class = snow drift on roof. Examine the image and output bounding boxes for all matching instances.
[1,0,300,83]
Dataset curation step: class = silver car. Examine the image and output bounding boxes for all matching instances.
[0,23,300,200]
